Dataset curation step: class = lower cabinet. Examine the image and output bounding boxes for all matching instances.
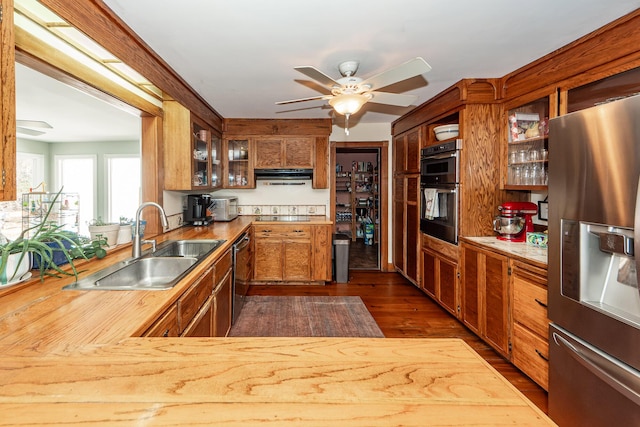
[252,223,331,283]
[511,260,549,390]
[460,240,549,390]
[420,234,460,318]
[460,242,510,358]
[213,269,232,337]
[143,248,233,338]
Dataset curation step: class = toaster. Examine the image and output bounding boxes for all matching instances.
[210,196,239,221]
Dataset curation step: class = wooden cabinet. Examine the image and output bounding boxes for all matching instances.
[213,269,232,337]
[502,95,554,190]
[254,137,314,169]
[461,242,510,357]
[143,304,180,337]
[223,137,253,188]
[253,224,311,282]
[511,260,549,390]
[0,0,16,202]
[142,248,233,338]
[252,223,331,284]
[392,173,419,284]
[420,235,460,318]
[163,100,222,191]
[223,119,331,189]
[394,126,421,173]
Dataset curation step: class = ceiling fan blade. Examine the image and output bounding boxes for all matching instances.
[276,95,332,105]
[294,66,341,88]
[17,127,46,136]
[368,91,418,107]
[16,120,53,129]
[361,57,432,90]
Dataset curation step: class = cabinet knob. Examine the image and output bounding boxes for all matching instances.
[162,329,170,337]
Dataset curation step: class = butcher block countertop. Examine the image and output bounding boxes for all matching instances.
[0,216,555,426]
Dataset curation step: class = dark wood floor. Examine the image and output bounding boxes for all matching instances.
[247,270,548,414]
[348,238,379,269]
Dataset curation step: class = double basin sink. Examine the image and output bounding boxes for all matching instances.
[63,239,225,291]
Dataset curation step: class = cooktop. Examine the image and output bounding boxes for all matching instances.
[253,215,310,222]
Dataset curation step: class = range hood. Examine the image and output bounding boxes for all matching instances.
[254,168,313,180]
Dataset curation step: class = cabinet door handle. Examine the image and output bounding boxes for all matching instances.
[534,298,548,308]
[162,329,170,337]
[262,229,272,233]
[535,348,549,361]
[293,229,304,233]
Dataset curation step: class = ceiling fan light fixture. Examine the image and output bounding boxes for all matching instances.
[329,93,369,115]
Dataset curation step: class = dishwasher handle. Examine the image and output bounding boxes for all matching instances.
[234,233,251,252]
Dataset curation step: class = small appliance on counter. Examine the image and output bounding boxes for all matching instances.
[492,201,537,242]
[210,196,238,222]
[184,194,214,225]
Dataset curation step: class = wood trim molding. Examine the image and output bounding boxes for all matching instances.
[38,0,223,131]
[0,0,16,201]
[501,9,640,100]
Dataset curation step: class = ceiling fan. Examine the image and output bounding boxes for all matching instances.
[276,57,432,133]
[16,120,53,137]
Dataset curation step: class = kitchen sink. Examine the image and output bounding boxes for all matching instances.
[62,239,226,291]
[152,239,225,258]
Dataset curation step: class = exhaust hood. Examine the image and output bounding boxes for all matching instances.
[254,168,313,180]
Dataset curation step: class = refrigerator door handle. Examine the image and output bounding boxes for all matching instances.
[634,175,640,295]
[552,332,640,405]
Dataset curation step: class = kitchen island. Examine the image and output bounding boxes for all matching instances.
[0,217,555,425]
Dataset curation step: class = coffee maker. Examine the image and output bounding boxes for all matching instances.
[184,194,214,225]
[493,201,538,242]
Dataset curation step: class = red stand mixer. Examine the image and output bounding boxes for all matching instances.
[492,201,538,242]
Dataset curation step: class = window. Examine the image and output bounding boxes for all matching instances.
[0,153,46,241]
[55,155,96,236]
[106,155,141,223]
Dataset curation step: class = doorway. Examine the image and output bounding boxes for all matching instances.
[331,142,388,272]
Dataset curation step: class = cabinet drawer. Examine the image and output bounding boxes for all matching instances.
[214,249,232,284]
[178,268,214,332]
[512,323,549,390]
[513,276,549,338]
[253,224,312,239]
[143,304,179,337]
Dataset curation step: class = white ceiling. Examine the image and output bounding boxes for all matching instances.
[17,1,640,142]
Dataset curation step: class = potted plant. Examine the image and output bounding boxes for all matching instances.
[117,217,133,245]
[0,189,108,286]
[88,217,120,248]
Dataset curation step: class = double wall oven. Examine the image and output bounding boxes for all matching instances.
[420,139,461,245]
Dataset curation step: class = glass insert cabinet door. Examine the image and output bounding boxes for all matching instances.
[211,133,221,188]
[192,124,210,188]
[226,139,251,188]
[505,96,550,189]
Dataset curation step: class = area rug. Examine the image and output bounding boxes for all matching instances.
[228,296,384,337]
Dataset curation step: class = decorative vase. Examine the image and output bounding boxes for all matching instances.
[0,253,32,285]
[88,224,121,248]
[117,224,132,245]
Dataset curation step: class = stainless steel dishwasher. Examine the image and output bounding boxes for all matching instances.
[231,230,252,323]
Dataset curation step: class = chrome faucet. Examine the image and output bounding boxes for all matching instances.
[132,202,169,258]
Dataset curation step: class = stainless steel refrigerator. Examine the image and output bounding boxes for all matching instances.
[548,94,640,426]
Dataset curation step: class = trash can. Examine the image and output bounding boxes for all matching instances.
[332,233,350,283]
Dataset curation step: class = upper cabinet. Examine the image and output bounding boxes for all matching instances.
[564,65,640,114]
[224,137,253,189]
[223,119,331,189]
[502,95,556,190]
[163,100,223,191]
[254,137,314,169]
[393,126,421,174]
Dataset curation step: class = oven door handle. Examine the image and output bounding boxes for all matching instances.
[435,188,456,194]
[423,152,457,160]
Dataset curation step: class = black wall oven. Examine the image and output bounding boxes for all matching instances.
[420,139,461,244]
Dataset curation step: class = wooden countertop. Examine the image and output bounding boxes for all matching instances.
[0,337,555,426]
[0,216,555,425]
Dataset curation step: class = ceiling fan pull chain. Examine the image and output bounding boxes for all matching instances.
[345,113,350,135]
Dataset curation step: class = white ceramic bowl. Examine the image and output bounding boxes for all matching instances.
[434,124,459,141]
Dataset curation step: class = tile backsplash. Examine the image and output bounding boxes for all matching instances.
[237,205,326,216]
